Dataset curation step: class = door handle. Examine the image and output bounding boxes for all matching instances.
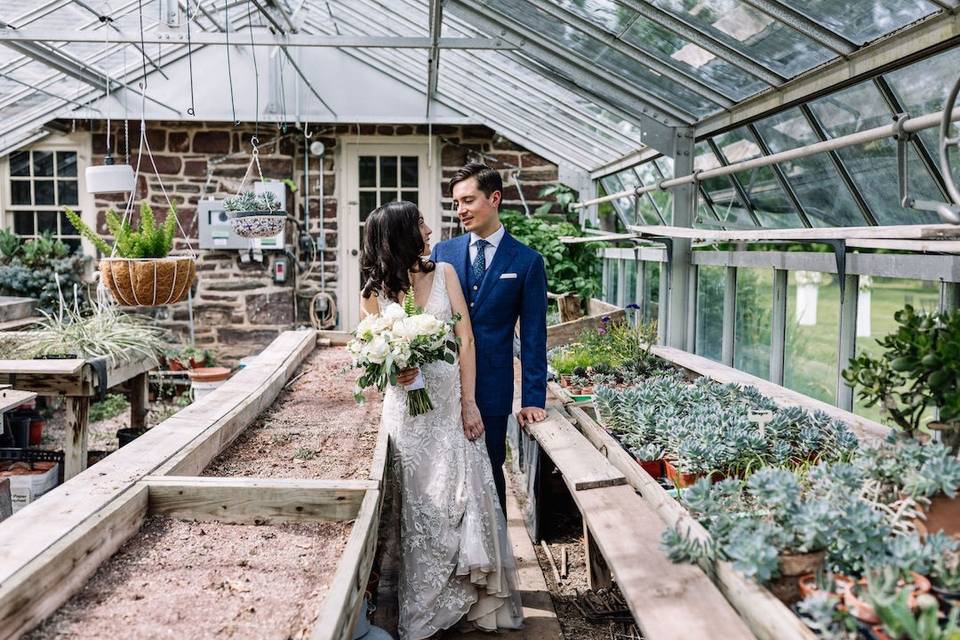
[351,249,359,256]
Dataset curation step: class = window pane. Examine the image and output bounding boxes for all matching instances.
[37,211,58,234]
[359,191,377,222]
[33,151,54,177]
[11,180,31,205]
[61,211,79,236]
[753,108,867,227]
[358,156,376,188]
[810,82,941,225]
[734,268,773,379]
[10,151,30,176]
[643,261,660,323]
[852,277,939,425]
[56,151,77,177]
[34,180,55,205]
[648,0,831,77]
[624,260,638,306]
[695,265,725,362]
[776,0,935,45]
[695,144,756,227]
[401,191,418,205]
[58,180,78,206]
[13,212,34,235]
[64,238,81,253]
[400,156,418,188]
[634,163,667,224]
[785,271,840,405]
[598,174,635,225]
[380,156,398,189]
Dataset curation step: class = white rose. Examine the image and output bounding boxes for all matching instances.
[382,303,407,324]
[391,318,422,341]
[363,335,390,364]
[410,313,442,336]
[390,339,412,368]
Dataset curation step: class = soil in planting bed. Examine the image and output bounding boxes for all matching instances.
[26,515,351,640]
[203,346,382,480]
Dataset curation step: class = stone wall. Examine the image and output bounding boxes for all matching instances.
[75,120,561,362]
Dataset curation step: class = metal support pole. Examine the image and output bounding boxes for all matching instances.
[941,281,960,312]
[666,129,695,348]
[770,269,788,385]
[636,258,647,324]
[686,265,698,353]
[722,267,737,367]
[658,265,669,345]
[836,274,859,412]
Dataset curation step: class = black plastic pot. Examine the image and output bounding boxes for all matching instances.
[8,414,31,449]
[117,427,147,447]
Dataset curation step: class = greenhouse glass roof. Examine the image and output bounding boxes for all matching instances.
[0,0,957,225]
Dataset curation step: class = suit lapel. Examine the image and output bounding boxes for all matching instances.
[452,234,470,297]
[473,232,517,312]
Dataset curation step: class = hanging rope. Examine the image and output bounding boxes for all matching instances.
[224,0,238,125]
[185,0,197,116]
[247,0,261,140]
[102,18,112,156]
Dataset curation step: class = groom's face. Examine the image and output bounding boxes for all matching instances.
[452,177,501,237]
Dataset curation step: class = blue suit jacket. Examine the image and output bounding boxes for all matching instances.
[432,231,548,416]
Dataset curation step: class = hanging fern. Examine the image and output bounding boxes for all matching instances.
[63,202,178,259]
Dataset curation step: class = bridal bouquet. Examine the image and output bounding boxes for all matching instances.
[348,288,460,416]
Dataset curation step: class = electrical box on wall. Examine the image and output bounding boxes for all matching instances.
[197,181,287,251]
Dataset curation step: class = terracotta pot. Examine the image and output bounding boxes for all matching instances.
[580,385,594,394]
[100,257,196,307]
[844,572,931,625]
[188,366,231,383]
[636,458,664,479]
[663,458,704,488]
[770,550,826,604]
[798,573,856,601]
[169,359,185,372]
[919,494,960,538]
[560,376,571,388]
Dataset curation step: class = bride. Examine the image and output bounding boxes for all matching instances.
[359,201,524,639]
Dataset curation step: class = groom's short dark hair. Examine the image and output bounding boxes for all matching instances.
[449,163,502,200]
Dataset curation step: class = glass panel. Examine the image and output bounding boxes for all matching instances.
[10,180,31,205]
[634,163,667,224]
[359,191,378,222]
[64,238,81,253]
[695,144,756,227]
[653,158,675,225]
[852,277,939,426]
[58,180,78,206]
[734,268,773,379]
[643,261,660,323]
[754,108,867,227]
[358,156,376,188]
[624,260,638,306]
[56,151,77,177]
[810,82,941,225]
[622,14,767,100]
[36,211,57,234]
[713,128,804,228]
[60,211,79,236]
[777,0,936,45]
[885,47,960,160]
[598,174,635,225]
[784,271,840,405]
[33,151,53,177]
[380,156,398,188]
[400,156,418,188]
[401,191,418,205]
[34,180,55,206]
[695,265,725,362]
[13,212,34,235]
[648,0,831,77]
[551,0,640,33]
[9,151,30,177]
[614,169,643,225]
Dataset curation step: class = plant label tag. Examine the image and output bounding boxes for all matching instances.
[748,409,774,436]
[404,371,426,392]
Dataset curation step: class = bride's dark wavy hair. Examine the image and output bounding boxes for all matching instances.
[361,200,435,301]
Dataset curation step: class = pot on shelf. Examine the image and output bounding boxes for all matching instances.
[769,550,826,604]
[636,457,664,479]
[100,256,196,307]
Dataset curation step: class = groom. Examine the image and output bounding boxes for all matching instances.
[432,162,548,513]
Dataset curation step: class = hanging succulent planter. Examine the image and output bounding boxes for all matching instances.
[65,202,197,307]
[224,190,286,239]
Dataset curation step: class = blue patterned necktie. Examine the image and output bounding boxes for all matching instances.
[472,238,490,280]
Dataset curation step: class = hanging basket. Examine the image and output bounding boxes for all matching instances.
[229,210,287,239]
[100,257,196,307]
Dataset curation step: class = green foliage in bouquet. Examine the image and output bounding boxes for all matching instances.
[64,202,176,259]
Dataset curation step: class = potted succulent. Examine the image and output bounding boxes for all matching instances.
[930,550,960,609]
[223,191,286,239]
[65,202,195,307]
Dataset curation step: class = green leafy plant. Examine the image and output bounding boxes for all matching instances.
[64,202,176,259]
[534,183,577,217]
[868,575,960,640]
[223,191,281,213]
[0,232,87,314]
[88,393,131,423]
[842,305,960,450]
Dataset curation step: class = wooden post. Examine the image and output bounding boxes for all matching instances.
[0,478,11,522]
[584,521,612,590]
[63,396,90,481]
[129,372,150,430]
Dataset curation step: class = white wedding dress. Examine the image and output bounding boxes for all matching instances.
[378,264,524,640]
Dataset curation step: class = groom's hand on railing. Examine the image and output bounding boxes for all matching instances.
[516,407,547,429]
[397,367,420,386]
[461,400,484,441]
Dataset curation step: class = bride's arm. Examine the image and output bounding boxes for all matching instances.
[359,293,378,318]
[443,263,484,441]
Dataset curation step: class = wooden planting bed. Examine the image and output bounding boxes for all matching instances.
[0,330,389,640]
[546,298,625,349]
[543,346,894,640]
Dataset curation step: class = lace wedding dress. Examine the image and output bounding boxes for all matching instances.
[378,264,524,640]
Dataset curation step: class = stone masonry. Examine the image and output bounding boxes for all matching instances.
[72,119,561,362]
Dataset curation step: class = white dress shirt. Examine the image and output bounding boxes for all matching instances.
[468,224,505,271]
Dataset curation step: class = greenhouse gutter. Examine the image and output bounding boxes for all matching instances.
[574,106,960,209]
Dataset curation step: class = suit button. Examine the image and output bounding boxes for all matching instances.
[473,285,478,290]
[470,303,474,307]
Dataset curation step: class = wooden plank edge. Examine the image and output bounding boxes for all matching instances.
[566,404,816,640]
[311,488,383,640]
[367,424,390,489]
[526,408,626,492]
[0,484,149,640]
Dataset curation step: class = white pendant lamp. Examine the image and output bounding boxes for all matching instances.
[86,153,136,194]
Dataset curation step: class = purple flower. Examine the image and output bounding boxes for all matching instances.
[626,303,640,310]
[597,327,607,336]
[601,315,611,323]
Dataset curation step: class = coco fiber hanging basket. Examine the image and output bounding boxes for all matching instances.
[100,257,196,306]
